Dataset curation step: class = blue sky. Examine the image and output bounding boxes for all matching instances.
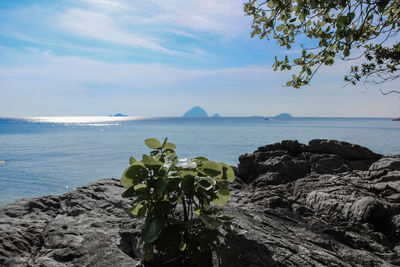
[0,0,399,117]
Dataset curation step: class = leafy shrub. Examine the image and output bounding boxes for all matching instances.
[121,137,244,266]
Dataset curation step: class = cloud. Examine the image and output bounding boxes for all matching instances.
[58,8,178,54]
[79,0,250,37]
[0,51,398,117]
[136,0,250,37]
[0,53,279,93]
[0,0,253,59]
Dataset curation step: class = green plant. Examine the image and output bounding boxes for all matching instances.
[244,0,400,89]
[121,137,245,266]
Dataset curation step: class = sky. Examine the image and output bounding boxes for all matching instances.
[0,0,399,117]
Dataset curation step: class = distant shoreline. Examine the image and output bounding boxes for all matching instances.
[0,116,397,120]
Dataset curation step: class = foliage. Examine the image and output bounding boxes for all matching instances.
[345,43,400,88]
[244,0,400,88]
[121,137,245,265]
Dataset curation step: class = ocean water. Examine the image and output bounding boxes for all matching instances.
[0,116,399,205]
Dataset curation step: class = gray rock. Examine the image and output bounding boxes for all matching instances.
[307,139,382,160]
[1,140,399,267]
[369,156,400,172]
[0,179,141,267]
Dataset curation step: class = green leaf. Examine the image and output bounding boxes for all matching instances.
[229,224,247,235]
[161,137,168,149]
[143,243,154,261]
[178,169,196,178]
[343,47,350,57]
[199,215,222,230]
[145,138,162,149]
[129,156,137,165]
[218,182,230,196]
[201,161,222,177]
[122,186,136,198]
[181,175,195,195]
[193,157,208,163]
[196,177,216,191]
[179,241,186,251]
[218,163,235,182]
[166,176,181,189]
[164,142,176,150]
[141,216,166,243]
[217,214,235,221]
[153,201,171,215]
[213,183,230,206]
[348,12,355,22]
[336,15,348,27]
[128,203,147,217]
[154,179,167,195]
[286,81,294,87]
[121,162,148,187]
[276,24,285,32]
[154,224,183,254]
[142,155,163,171]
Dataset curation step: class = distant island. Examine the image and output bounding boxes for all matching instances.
[182,106,208,117]
[109,113,128,117]
[275,113,293,119]
[212,113,220,118]
[393,117,400,121]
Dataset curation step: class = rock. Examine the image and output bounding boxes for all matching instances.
[182,106,208,117]
[307,139,382,160]
[369,156,400,172]
[1,140,399,267]
[109,113,128,117]
[238,139,380,184]
[0,179,141,267]
[256,156,310,183]
[274,113,293,119]
[393,117,400,121]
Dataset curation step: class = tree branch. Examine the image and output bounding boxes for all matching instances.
[379,89,400,95]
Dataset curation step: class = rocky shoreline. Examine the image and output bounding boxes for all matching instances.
[1,139,400,266]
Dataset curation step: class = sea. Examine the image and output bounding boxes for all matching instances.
[0,116,399,205]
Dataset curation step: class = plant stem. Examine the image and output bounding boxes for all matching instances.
[182,196,188,222]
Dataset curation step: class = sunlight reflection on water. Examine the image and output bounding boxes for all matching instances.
[23,116,146,124]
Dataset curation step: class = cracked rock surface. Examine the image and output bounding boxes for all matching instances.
[1,139,399,266]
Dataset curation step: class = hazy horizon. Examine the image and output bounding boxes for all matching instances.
[0,114,397,119]
[1,0,399,118]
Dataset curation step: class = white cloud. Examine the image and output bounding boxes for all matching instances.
[0,52,398,117]
[0,0,252,57]
[139,0,250,37]
[83,0,121,7]
[0,53,279,93]
[58,8,178,54]
[78,0,250,36]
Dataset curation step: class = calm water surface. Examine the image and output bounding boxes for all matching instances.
[0,116,399,205]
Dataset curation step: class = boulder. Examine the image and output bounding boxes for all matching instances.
[307,139,382,160]
[0,179,141,267]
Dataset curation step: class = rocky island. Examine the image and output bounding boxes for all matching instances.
[274,113,293,119]
[1,139,400,266]
[109,113,128,117]
[182,106,208,117]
